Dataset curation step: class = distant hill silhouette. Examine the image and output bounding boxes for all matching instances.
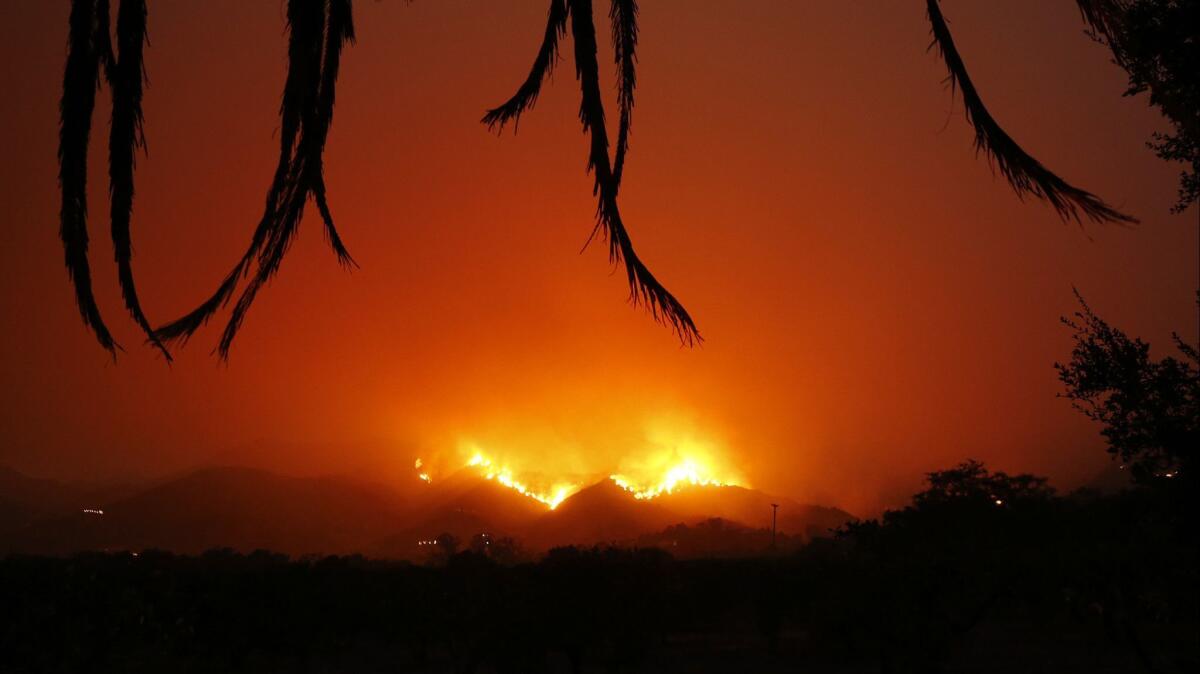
[372,509,493,558]
[636,517,805,558]
[372,469,548,558]
[655,484,852,538]
[527,479,679,548]
[414,468,549,532]
[0,495,37,537]
[0,465,141,535]
[0,465,78,514]
[3,466,408,556]
[2,465,852,559]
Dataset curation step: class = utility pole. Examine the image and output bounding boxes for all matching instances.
[770,503,779,549]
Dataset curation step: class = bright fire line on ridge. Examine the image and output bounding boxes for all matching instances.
[416,446,743,510]
[464,452,579,509]
[609,457,738,500]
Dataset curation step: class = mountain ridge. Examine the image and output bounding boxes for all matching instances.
[2,464,852,558]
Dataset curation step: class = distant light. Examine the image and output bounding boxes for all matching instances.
[994,499,1003,506]
[82,508,104,515]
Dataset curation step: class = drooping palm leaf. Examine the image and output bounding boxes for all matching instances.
[926,0,1136,225]
[609,0,638,192]
[568,0,700,345]
[217,0,327,358]
[152,0,315,346]
[155,0,353,357]
[59,0,118,355]
[311,0,356,266]
[481,0,569,131]
[106,0,170,360]
[95,0,116,80]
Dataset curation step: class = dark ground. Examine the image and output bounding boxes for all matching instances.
[3,471,1196,673]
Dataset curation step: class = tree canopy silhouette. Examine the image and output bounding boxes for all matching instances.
[1079,0,1200,212]
[1057,292,1199,489]
[56,0,1168,358]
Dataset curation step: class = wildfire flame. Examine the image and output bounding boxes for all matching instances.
[415,427,744,510]
[414,458,431,483]
[610,457,738,499]
[463,451,579,509]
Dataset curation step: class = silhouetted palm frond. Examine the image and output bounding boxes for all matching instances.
[58,1,1163,360]
[484,0,700,345]
[311,0,355,266]
[107,0,170,360]
[94,0,116,80]
[155,0,355,358]
[926,0,1136,225]
[569,0,699,345]
[152,0,315,347]
[481,0,569,132]
[610,0,637,192]
[59,0,118,355]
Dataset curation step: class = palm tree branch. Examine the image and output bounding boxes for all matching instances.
[95,0,117,81]
[107,0,170,360]
[59,0,119,355]
[310,0,355,267]
[926,0,1136,225]
[481,0,569,132]
[216,0,327,359]
[153,0,326,348]
[609,0,637,192]
[218,178,311,359]
[569,0,700,346]
[313,169,355,267]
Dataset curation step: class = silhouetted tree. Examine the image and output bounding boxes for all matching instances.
[1057,292,1199,489]
[485,536,529,565]
[1082,0,1199,211]
[2,504,1196,672]
[432,532,460,561]
[833,461,1062,672]
[914,459,1056,508]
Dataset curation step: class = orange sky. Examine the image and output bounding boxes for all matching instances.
[0,1,1195,515]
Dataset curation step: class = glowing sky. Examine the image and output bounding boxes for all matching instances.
[0,1,1195,515]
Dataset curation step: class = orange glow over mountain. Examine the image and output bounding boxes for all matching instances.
[0,2,1195,517]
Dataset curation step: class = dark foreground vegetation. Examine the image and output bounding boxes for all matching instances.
[2,467,1196,674]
